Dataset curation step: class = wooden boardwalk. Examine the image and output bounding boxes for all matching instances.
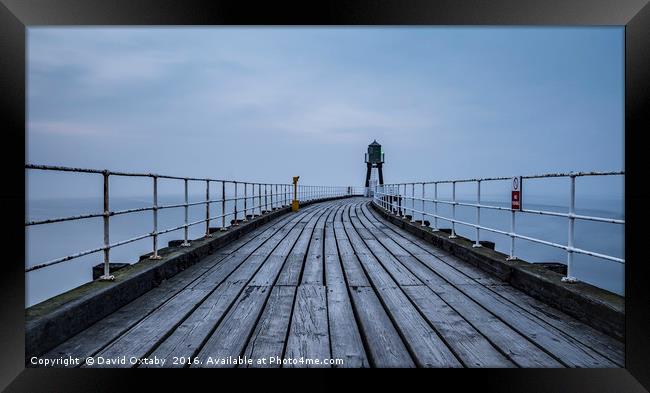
[44,198,623,368]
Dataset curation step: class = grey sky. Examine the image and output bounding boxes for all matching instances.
[27,27,624,199]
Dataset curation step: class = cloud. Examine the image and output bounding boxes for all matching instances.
[28,31,187,96]
[26,27,624,186]
[28,121,114,137]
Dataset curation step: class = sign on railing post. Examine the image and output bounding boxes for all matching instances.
[511,176,522,211]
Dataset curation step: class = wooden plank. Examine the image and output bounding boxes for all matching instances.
[194,286,270,368]
[432,283,563,367]
[339,254,370,288]
[324,235,343,286]
[148,208,324,366]
[367,209,622,364]
[360,203,618,367]
[191,253,260,290]
[355,204,480,286]
[189,209,325,368]
[143,280,245,367]
[85,288,211,368]
[275,253,306,286]
[44,208,312,364]
[332,207,370,287]
[242,286,296,368]
[359,203,504,284]
[344,218,418,288]
[190,208,318,291]
[251,213,313,257]
[275,209,326,286]
[284,284,331,368]
[486,283,624,366]
[333,234,355,256]
[323,204,369,367]
[356,202,563,367]
[375,286,462,367]
[402,285,514,368]
[324,209,340,260]
[248,222,305,287]
[44,250,232,363]
[327,283,369,368]
[187,208,332,367]
[92,207,319,367]
[458,283,618,367]
[346,205,420,286]
[348,286,414,368]
[355,237,421,286]
[301,211,327,285]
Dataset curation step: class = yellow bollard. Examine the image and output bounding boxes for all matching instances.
[292,176,300,212]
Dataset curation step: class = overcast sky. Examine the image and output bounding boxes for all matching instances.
[27,27,624,199]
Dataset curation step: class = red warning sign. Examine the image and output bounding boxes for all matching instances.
[511,177,522,211]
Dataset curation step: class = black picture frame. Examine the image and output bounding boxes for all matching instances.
[1,1,648,391]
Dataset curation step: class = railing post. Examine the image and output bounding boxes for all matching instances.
[271,184,275,210]
[264,184,268,212]
[433,182,438,230]
[374,185,377,204]
[473,180,482,248]
[421,182,425,226]
[221,181,226,231]
[562,175,578,283]
[150,175,163,259]
[233,181,239,226]
[401,184,405,216]
[243,182,248,222]
[449,181,457,238]
[205,180,212,237]
[506,209,517,260]
[181,178,191,247]
[99,170,114,280]
[258,183,262,215]
[411,183,415,222]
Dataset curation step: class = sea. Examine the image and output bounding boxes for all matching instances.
[25,193,624,307]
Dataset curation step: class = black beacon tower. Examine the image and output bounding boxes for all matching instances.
[364,140,384,190]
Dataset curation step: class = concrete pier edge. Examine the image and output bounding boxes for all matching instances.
[369,200,624,341]
[25,195,359,359]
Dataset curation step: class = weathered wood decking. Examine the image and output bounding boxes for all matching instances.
[43,198,623,368]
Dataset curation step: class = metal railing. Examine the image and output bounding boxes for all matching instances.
[373,171,624,283]
[25,164,359,280]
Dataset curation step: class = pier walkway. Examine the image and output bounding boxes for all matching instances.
[41,198,623,368]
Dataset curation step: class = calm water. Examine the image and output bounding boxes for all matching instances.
[25,194,624,307]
